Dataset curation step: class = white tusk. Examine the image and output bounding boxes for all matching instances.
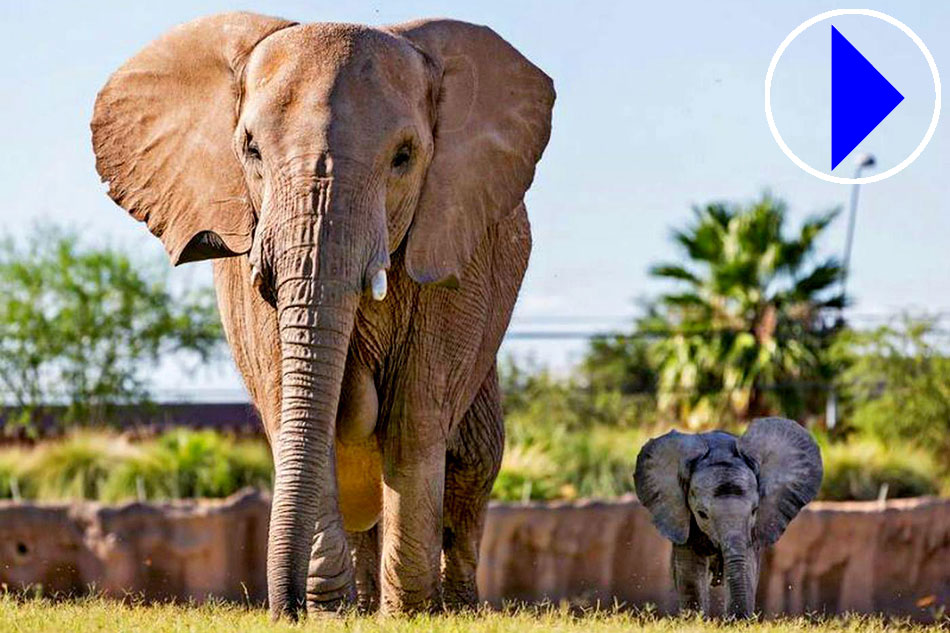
[371,268,387,301]
[250,265,263,289]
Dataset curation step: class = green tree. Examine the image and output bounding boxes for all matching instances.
[644,194,845,428]
[835,316,950,453]
[0,225,223,423]
[499,354,654,431]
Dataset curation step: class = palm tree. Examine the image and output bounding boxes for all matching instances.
[645,194,845,428]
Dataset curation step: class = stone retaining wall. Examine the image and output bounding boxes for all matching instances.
[1,491,946,617]
[479,495,950,618]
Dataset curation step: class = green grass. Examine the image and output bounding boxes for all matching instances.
[0,596,942,633]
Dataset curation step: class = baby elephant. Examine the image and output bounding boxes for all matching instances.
[634,417,822,618]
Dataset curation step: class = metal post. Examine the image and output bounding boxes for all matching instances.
[840,153,875,300]
[829,153,875,430]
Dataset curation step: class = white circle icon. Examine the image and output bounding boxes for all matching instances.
[764,9,941,185]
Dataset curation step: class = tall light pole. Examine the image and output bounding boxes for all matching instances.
[840,152,876,302]
[828,152,875,431]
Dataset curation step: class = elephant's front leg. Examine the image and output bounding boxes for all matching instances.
[305,441,356,612]
[672,544,711,614]
[380,421,447,614]
[442,365,504,610]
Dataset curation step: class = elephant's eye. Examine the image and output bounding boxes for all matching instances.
[697,510,709,520]
[244,131,261,162]
[391,143,413,171]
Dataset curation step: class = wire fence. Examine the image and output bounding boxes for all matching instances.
[504,310,950,340]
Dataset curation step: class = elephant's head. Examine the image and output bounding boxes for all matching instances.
[91,12,553,619]
[634,417,822,617]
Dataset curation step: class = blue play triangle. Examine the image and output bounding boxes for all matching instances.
[831,25,904,170]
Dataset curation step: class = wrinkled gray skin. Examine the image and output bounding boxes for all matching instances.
[634,418,823,618]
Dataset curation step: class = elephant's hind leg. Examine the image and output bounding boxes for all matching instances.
[441,364,504,610]
[348,525,381,613]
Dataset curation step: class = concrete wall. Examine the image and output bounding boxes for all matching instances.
[478,495,950,618]
[0,491,946,618]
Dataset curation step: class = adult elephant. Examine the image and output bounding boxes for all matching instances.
[91,12,554,619]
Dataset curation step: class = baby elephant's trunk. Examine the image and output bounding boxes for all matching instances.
[723,550,757,618]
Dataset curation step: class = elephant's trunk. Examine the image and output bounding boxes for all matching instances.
[265,181,364,620]
[723,548,756,618]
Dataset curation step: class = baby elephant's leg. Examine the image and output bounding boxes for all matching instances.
[671,544,711,613]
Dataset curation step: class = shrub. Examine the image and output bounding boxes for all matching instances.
[0,427,943,504]
[0,448,32,499]
[496,412,947,503]
[493,443,562,501]
[500,356,656,432]
[102,430,273,501]
[818,438,942,501]
[0,430,272,502]
[834,318,950,455]
[494,409,650,502]
[21,433,138,500]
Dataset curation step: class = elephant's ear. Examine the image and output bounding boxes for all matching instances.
[634,431,708,544]
[738,417,823,546]
[91,12,296,265]
[389,19,555,286]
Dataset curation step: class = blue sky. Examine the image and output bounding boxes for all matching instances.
[1,1,947,398]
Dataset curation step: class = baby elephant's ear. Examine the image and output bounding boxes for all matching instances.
[634,431,707,544]
[738,417,823,546]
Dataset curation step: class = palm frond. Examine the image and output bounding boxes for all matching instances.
[644,192,845,426]
[791,260,843,298]
[648,263,701,285]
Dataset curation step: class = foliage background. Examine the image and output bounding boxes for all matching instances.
[1,198,948,503]
[0,225,222,425]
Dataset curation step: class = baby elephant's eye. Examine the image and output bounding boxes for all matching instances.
[391,143,413,171]
[697,510,709,520]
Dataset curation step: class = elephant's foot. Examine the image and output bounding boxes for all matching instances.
[305,569,355,614]
[441,549,479,612]
[379,521,444,615]
[380,587,442,616]
[348,526,381,614]
[304,594,350,616]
